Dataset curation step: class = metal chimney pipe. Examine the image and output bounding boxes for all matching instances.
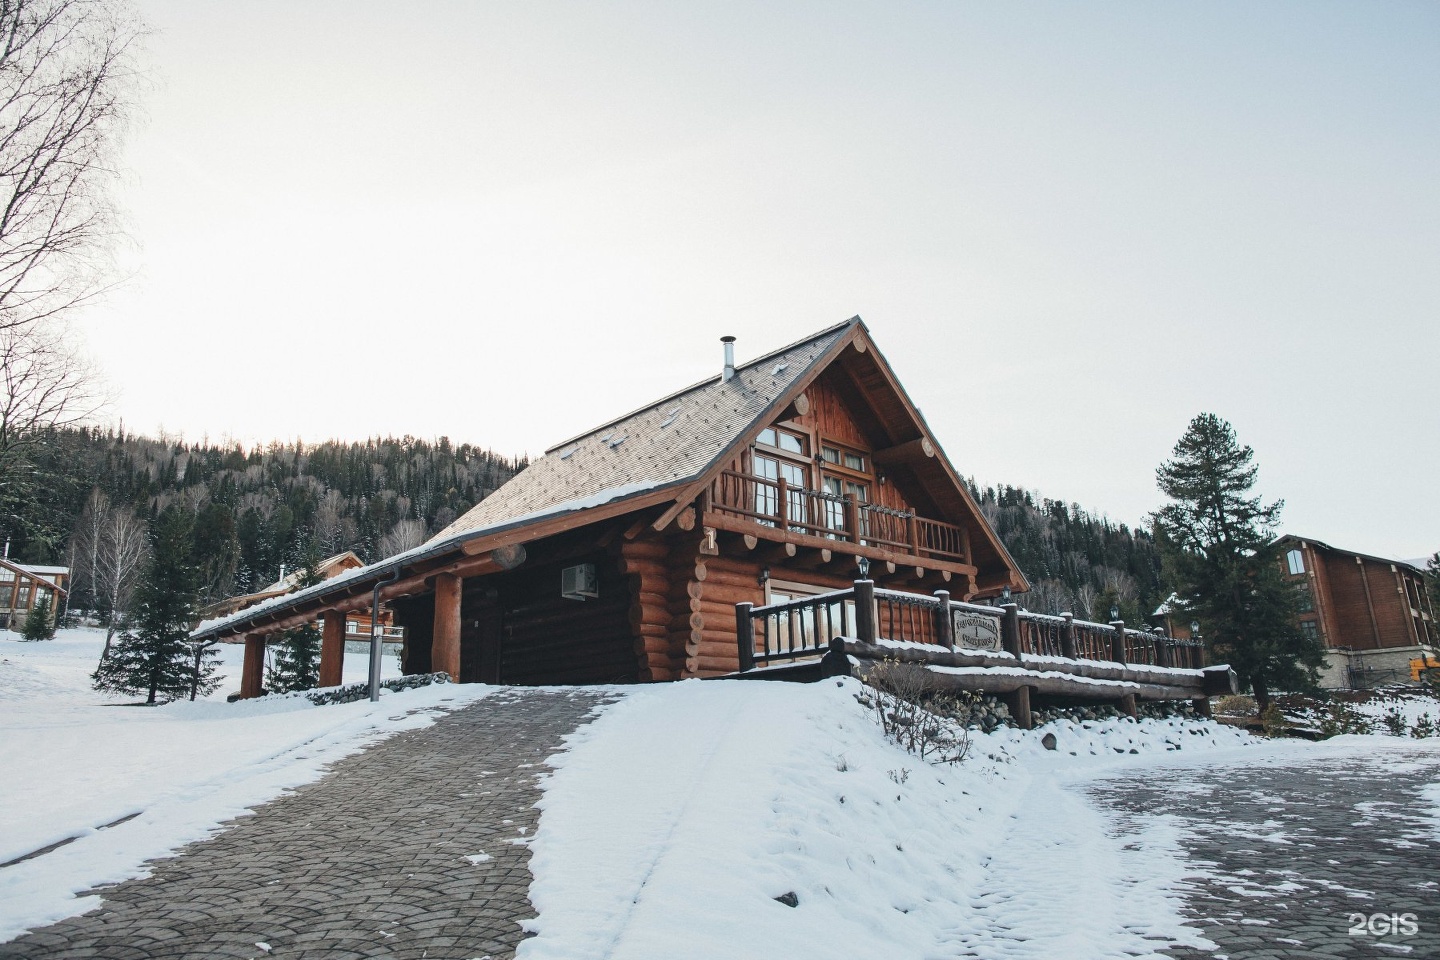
[721,336,736,381]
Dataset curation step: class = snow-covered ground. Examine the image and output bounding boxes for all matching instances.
[6,629,1439,956]
[517,678,1281,960]
[0,628,488,941]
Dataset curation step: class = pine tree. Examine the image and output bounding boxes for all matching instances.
[21,595,53,641]
[1151,413,1324,712]
[92,507,217,704]
[265,552,324,693]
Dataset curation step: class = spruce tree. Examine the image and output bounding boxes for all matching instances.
[21,596,53,640]
[1151,413,1324,712]
[92,507,217,704]
[265,552,324,693]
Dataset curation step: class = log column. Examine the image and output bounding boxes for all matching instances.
[319,610,345,688]
[432,573,462,681]
[240,635,266,699]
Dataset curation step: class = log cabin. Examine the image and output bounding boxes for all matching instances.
[1277,535,1439,689]
[193,318,1031,695]
[0,559,68,631]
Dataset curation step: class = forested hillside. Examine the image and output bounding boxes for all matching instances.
[972,484,1166,624]
[4,427,1167,623]
[5,428,525,607]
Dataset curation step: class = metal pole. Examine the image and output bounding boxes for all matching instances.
[370,568,401,702]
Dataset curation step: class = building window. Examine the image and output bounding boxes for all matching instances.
[16,586,30,609]
[1286,548,1305,576]
[1298,619,1319,641]
[1296,583,1314,613]
[0,584,12,609]
[757,426,807,457]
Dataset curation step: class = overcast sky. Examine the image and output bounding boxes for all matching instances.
[84,1,1438,560]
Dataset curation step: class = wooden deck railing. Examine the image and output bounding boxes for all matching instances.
[710,470,970,563]
[736,579,1206,672]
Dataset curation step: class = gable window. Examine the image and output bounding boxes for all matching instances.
[1285,548,1305,576]
[752,426,811,530]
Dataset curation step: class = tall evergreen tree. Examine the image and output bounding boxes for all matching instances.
[266,552,325,693]
[1151,413,1324,711]
[21,595,53,640]
[92,507,218,703]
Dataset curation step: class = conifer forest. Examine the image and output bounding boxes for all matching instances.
[4,427,1164,621]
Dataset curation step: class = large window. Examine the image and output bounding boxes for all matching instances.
[1296,583,1315,613]
[1298,619,1320,641]
[1286,548,1305,576]
[753,426,811,529]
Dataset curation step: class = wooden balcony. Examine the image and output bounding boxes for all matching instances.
[705,470,975,575]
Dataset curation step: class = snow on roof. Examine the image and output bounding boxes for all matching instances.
[191,481,676,640]
[1280,535,1429,576]
[432,319,855,541]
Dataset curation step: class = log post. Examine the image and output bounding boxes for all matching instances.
[1110,619,1127,664]
[843,495,860,543]
[855,579,877,644]
[1154,628,1172,669]
[1118,693,1138,719]
[776,476,789,530]
[1001,603,1022,661]
[906,512,919,555]
[241,635,266,699]
[319,610,345,687]
[1061,612,1078,660]
[933,590,954,650]
[1192,697,1212,718]
[1006,685,1033,730]
[736,602,756,672]
[432,573,462,682]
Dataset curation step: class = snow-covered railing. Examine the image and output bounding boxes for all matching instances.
[736,580,1206,672]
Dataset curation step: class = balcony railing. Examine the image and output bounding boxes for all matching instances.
[710,470,968,563]
[735,579,1205,672]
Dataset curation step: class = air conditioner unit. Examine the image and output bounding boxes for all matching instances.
[561,563,599,601]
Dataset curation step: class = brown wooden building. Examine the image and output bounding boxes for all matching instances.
[192,319,1030,696]
[1277,535,1438,689]
[0,559,68,631]
[200,552,401,643]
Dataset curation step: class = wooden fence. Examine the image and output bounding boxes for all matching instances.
[735,579,1205,673]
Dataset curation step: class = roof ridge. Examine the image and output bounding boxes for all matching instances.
[542,316,862,455]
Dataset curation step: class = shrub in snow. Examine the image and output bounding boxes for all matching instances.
[1412,714,1437,739]
[304,672,450,706]
[858,659,974,764]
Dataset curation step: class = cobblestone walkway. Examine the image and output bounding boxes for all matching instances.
[0,688,613,960]
[1086,744,1440,959]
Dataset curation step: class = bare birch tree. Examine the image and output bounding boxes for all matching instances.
[0,0,144,333]
[377,518,426,558]
[92,500,145,657]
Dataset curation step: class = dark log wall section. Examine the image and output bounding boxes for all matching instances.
[494,551,637,684]
[393,594,435,675]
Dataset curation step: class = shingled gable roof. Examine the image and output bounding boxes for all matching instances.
[192,316,1025,642]
[433,318,857,540]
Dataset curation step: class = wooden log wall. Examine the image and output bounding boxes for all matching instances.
[619,537,675,681]
[496,551,638,685]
